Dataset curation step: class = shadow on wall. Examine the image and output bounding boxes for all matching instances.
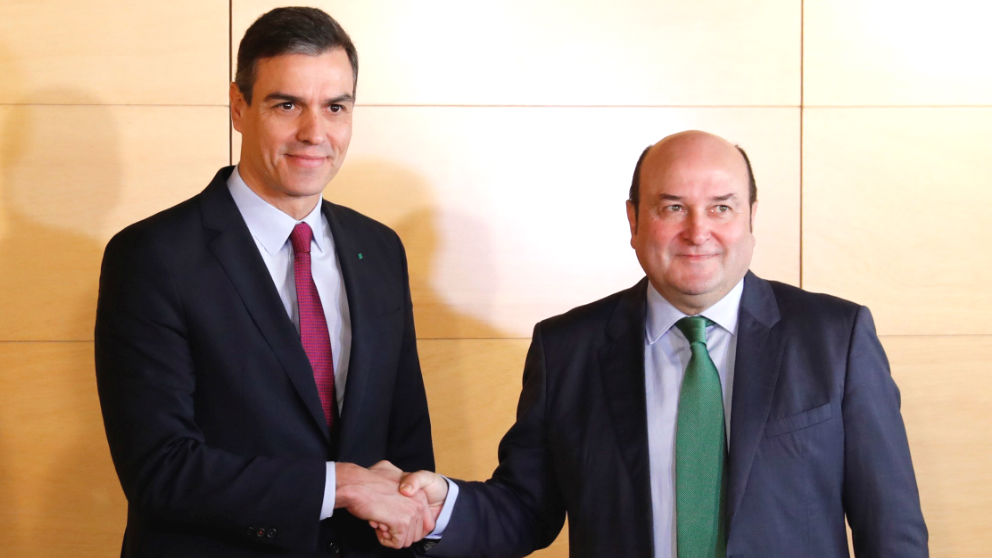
[0,88,126,554]
[332,158,515,474]
[332,158,506,339]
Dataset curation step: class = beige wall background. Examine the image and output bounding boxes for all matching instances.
[1,1,989,555]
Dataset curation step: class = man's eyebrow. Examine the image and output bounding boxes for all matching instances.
[262,92,303,104]
[326,93,355,105]
[261,92,356,107]
[657,193,739,201]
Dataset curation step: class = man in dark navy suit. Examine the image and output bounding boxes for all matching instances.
[96,7,434,556]
[390,131,928,557]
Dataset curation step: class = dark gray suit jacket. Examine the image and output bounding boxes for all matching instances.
[429,272,926,557]
[96,167,434,556]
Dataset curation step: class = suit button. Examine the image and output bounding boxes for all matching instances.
[256,527,266,538]
[266,527,278,539]
[327,540,340,555]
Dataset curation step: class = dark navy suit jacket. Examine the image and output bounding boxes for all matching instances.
[429,273,927,557]
[96,167,434,556]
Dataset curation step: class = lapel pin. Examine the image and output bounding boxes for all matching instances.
[357,252,364,260]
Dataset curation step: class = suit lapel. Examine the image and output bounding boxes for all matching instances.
[322,201,383,456]
[727,271,783,523]
[198,168,330,440]
[598,280,654,519]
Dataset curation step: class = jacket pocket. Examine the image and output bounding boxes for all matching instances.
[764,401,834,437]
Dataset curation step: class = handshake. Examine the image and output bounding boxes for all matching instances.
[335,461,449,549]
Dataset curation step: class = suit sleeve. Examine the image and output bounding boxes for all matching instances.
[428,324,565,558]
[842,306,928,557]
[94,228,325,551]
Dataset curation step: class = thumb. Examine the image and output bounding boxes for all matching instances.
[399,470,436,496]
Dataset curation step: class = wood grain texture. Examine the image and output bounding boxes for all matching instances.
[234,0,799,106]
[803,108,992,336]
[0,342,124,556]
[0,104,230,341]
[882,335,992,556]
[0,1,228,105]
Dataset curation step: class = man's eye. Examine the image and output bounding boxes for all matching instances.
[277,102,295,110]
[714,205,731,213]
[328,104,343,113]
[664,204,684,213]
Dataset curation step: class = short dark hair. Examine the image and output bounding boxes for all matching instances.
[234,7,358,104]
[627,144,757,213]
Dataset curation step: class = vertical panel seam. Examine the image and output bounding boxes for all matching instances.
[799,0,805,289]
[228,0,233,166]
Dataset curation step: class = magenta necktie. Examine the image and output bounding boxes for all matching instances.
[289,222,336,428]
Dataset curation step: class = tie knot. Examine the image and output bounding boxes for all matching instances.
[675,316,714,345]
[290,222,313,255]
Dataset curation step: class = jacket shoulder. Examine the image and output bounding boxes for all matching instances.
[104,194,204,260]
[752,276,868,334]
[536,280,645,343]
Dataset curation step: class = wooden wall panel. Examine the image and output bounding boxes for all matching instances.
[0,105,230,341]
[883,335,992,555]
[802,108,992,336]
[805,1,992,106]
[234,0,799,106]
[0,342,124,556]
[0,1,228,106]
[320,106,799,338]
[2,1,986,557]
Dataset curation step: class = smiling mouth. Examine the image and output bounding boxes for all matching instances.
[678,253,718,262]
[285,154,329,167]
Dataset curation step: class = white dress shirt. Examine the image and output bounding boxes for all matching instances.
[227,167,351,520]
[644,278,743,557]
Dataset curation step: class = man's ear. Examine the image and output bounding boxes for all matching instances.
[626,200,638,246]
[230,83,247,133]
[749,200,758,232]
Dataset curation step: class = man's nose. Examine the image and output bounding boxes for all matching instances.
[683,211,711,244]
[296,109,325,144]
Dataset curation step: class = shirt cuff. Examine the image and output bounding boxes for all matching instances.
[425,477,459,539]
[320,461,336,520]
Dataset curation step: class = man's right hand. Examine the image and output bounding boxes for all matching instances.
[378,467,450,548]
[334,461,434,549]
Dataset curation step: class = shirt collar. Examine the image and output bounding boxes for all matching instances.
[644,276,745,344]
[227,166,328,255]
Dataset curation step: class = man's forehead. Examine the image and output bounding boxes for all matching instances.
[252,50,355,95]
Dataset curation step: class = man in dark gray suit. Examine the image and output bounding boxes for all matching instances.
[383,130,927,557]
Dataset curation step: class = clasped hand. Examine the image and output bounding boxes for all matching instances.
[336,461,448,549]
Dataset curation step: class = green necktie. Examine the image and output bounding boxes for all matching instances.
[675,316,727,558]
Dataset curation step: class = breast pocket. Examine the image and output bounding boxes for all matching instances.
[764,402,834,438]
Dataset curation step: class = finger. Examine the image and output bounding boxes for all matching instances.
[378,532,401,550]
